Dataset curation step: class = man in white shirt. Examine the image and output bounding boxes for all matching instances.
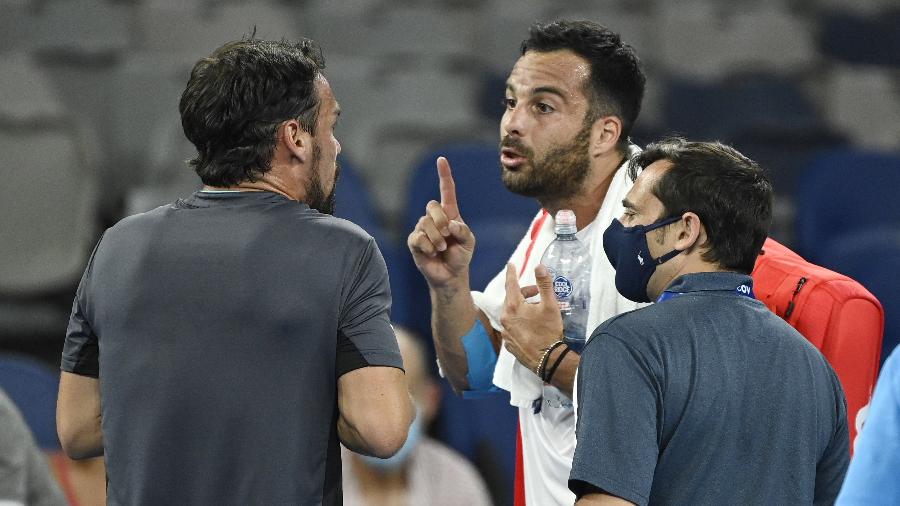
[407,20,647,505]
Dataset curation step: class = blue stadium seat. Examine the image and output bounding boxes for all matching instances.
[436,382,517,504]
[332,156,412,326]
[794,149,900,262]
[820,9,900,67]
[334,155,385,242]
[819,227,900,364]
[732,127,847,197]
[0,354,60,450]
[663,73,822,143]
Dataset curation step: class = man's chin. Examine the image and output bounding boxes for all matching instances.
[501,176,541,199]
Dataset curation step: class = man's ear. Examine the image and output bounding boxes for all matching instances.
[280,119,312,164]
[674,212,705,252]
[589,115,622,157]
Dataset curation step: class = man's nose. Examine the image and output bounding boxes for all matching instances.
[501,107,525,138]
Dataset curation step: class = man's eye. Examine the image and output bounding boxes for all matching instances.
[536,103,554,113]
[502,98,516,109]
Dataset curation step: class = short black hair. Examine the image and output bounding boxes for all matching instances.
[628,138,773,274]
[521,20,646,152]
[179,37,325,187]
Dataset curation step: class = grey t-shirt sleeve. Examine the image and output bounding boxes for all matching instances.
[60,240,101,377]
[569,328,661,506]
[814,368,850,506]
[336,237,402,377]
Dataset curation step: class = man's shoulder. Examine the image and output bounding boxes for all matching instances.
[591,300,675,339]
[109,200,374,245]
[302,213,372,241]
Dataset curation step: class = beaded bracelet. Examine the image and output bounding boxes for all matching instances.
[535,339,566,379]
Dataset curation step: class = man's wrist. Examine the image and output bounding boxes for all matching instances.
[535,338,566,379]
[428,274,470,297]
[543,344,572,383]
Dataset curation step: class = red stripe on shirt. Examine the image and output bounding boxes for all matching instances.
[515,209,549,506]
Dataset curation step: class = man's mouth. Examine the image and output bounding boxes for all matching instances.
[500,147,526,169]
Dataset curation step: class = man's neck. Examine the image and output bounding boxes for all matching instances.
[650,256,729,299]
[202,171,301,201]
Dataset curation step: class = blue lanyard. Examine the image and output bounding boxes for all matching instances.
[656,283,755,304]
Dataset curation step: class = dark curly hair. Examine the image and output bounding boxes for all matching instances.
[179,37,326,187]
[628,138,773,274]
[521,20,646,152]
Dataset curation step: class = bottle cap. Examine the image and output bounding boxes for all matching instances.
[555,209,576,235]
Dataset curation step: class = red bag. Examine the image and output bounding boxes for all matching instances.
[752,238,884,450]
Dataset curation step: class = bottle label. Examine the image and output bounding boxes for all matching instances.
[552,275,573,300]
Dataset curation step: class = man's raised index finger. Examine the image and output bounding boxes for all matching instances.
[436,156,459,218]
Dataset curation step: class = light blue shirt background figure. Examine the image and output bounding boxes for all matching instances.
[837,347,900,505]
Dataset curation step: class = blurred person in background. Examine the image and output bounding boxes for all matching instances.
[837,346,900,505]
[408,20,647,505]
[342,326,492,506]
[0,388,67,506]
[55,37,413,506]
[554,139,849,505]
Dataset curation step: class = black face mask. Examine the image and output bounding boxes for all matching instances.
[602,216,683,302]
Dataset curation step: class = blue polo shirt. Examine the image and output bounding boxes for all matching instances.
[570,272,849,506]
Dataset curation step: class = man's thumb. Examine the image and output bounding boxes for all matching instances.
[535,265,556,301]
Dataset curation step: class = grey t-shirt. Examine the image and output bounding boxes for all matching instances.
[61,191,403,506]
[0,388,67,506]
[570,272,849,506]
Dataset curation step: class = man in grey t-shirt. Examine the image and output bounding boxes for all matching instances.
[56,38,414,506]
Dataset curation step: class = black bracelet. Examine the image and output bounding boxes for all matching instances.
[543,345,572,384]
[536,340,566,379]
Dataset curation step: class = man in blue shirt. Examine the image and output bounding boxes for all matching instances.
[837,346,900,505]
[504,138,849,505]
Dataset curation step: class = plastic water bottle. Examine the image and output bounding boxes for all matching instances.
[540,210,592,353]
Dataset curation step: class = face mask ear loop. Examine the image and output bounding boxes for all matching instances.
[642,214,683,233]
[653,248,682,265]
[645,215,684,265]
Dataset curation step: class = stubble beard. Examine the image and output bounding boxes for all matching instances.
[499,123,592,208]
[306,143,340,215]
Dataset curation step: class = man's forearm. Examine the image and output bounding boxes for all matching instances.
[57,372,103,459]
[429,278,479,392]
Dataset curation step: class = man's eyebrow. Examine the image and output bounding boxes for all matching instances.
[622,198,636,210]
[505,83,568,103]
[532,86,568,102]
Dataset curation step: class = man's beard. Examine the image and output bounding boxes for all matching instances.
[499,122,591,204]
[306,143,340,215]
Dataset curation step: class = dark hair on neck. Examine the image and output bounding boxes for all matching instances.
[628,138,773,274]
[179,37,325,187]
[521,20,646,153]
